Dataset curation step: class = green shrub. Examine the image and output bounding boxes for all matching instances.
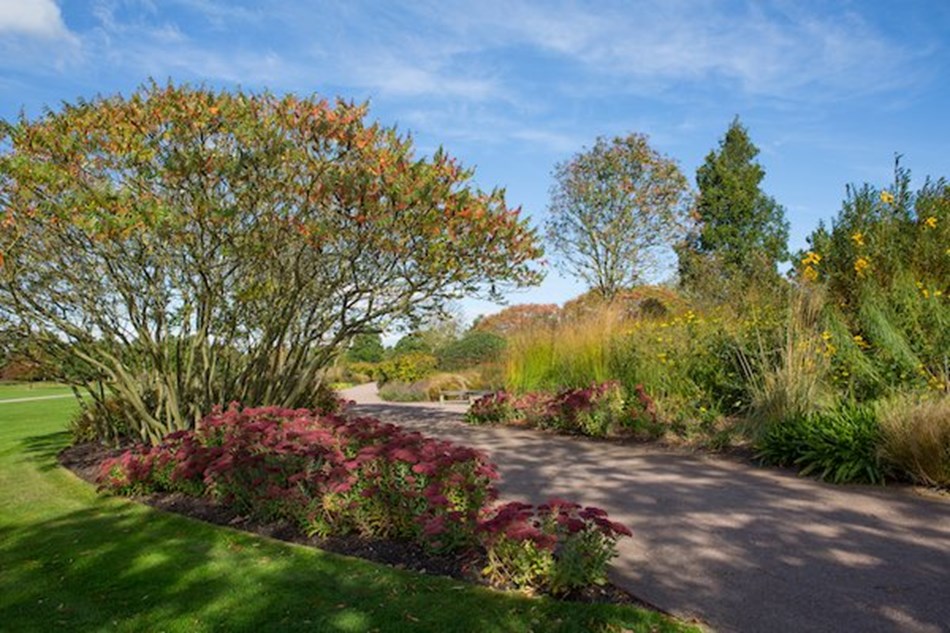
[756,404,887,484]
[879,396,950,487]
[345,332,385,363]
[438,331,507,370]
[376,352,437,384]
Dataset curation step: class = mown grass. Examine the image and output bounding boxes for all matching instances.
[0,386,696,632]
[0,381,73,401]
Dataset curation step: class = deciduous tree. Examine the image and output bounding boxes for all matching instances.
[545,134,693,300]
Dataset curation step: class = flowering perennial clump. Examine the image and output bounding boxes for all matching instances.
[467,381,649,438]
[97,404,632,594]
[99,405,498,550]
[480,499,632,594]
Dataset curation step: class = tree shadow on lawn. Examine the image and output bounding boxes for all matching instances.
[360,402,950,633]
[2,428,681,633]
[18,430,73,471]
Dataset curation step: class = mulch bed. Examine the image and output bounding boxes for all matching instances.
[58,441,662,611]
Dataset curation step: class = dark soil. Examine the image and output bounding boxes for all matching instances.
[58,441,661,611]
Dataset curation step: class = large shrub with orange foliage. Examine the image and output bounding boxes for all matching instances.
[0,82,542,442]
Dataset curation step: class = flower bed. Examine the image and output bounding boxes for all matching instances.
[97,404,631,595]
[467,381,658,438]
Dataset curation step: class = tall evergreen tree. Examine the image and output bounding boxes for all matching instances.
[679,117,789,295]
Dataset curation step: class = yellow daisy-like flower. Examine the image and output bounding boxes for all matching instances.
[851,232,864,246]
[801,251,822,266]
[923,216,937,229]
[880,190,895,205]
[802,265,819,282]
[852,334,870,349]
[854,256,870,276]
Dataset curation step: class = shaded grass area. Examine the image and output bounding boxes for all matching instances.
[0,391,695,632]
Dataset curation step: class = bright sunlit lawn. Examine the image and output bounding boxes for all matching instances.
[0,381,74,401]
[0,385,696,632]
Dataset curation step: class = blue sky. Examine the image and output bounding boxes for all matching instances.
[2,0,949,326]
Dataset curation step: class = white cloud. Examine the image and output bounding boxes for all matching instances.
[0,0,76,41]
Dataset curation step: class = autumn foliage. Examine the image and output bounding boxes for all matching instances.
[0,82,542,442]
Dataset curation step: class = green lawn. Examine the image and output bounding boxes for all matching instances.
[0,387,697,632]
[0,381,73,401]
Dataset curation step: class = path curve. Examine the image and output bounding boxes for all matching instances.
[0,394,73,404]
[342,383,950,633]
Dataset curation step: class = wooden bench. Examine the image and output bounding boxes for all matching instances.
[439,389,491,403]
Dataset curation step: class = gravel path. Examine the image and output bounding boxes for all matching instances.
[342,383,950,633]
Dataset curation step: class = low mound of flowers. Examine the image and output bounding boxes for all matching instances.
[481,499,632,595]
[97,405,631,594]
[467,381,659,438]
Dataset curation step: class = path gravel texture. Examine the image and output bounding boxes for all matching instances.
[342,383,950,633]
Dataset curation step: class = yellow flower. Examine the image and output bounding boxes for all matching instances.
[802,265,819,282]
[923,216,937,229]
[854,256,870,276]
[851,232,864,246]
[801,251,822,266]
[880,190,895,205]
[852,334,870,349]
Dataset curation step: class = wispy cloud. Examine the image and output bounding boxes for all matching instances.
[421,0,925,102]
[348,54,500,100]
[80,0,306,87]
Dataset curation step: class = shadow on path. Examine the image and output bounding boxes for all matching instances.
[353,398,950,633]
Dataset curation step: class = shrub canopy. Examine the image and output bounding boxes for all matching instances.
[0,82,541,441]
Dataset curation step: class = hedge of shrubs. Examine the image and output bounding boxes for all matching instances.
[97,404,630,595]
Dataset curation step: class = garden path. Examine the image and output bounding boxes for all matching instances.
[342,383,950,633]
[0,394,73,404]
